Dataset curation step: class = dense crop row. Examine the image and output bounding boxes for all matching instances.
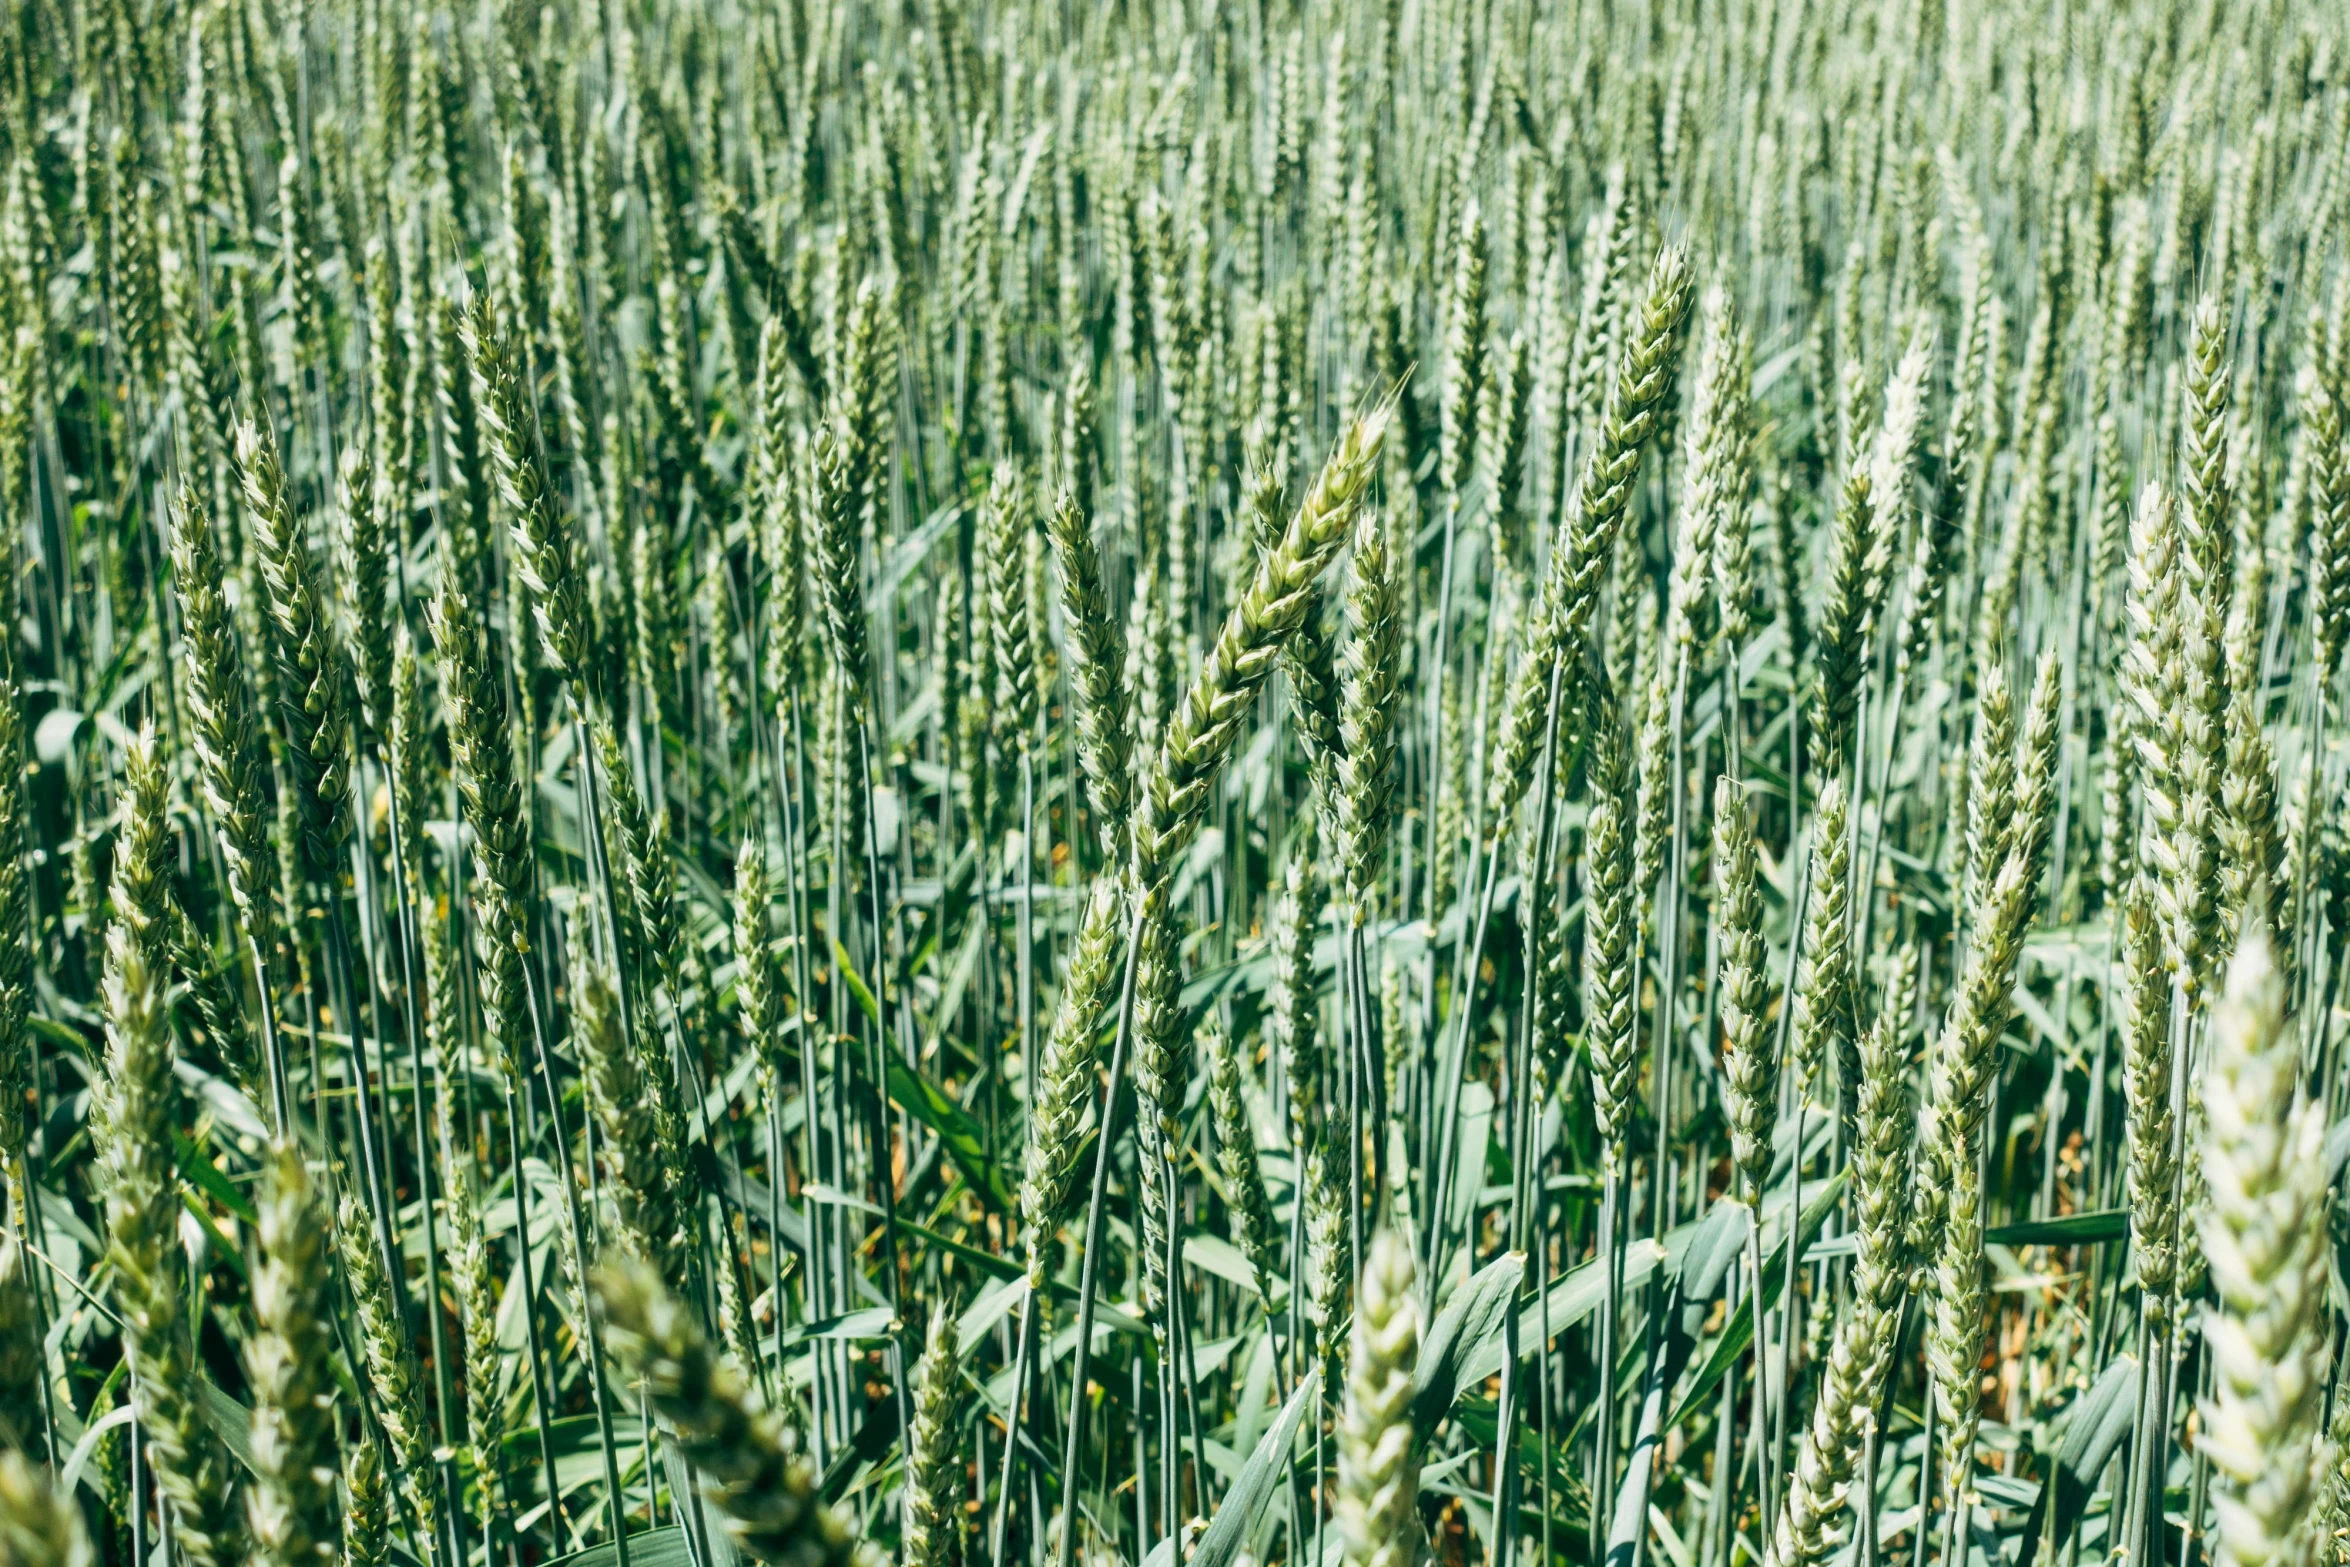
[0,2,2337,1567]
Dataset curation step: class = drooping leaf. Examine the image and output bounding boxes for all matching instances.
[833,939,883,1027]
[544,1526,695,1567]
[175,1132,257,1221]
[886,1057,1015,1212]
[1984,1208,2126,1247]
[2015,1354,2140,1567]
[1663,1172,1848,1431]
[1414,1250,1526,1430]
[1187,1369,1321,1567]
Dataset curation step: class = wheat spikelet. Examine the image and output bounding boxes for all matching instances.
[0,681,24,1175]
[735,837,789,1087]
[467,292,593,699]
[1021,877,1119,1290]
[1715,776,1771,1202]
[593,717,686,1006]
[578,950,686,1289]
[1304,1147,1350,1377]
[1793,777,1853,1104]
[1810,466,1878,778]
[1928,1122,1988,1493]
[1666,418,1722,671]
[0,1239,36,1451]
[246,1143,342,1567]
[2007,651,2065,896]
[2221,664,2290,953]
[336,447,394,746]
[1437,199,1489,502]
[1583,694,1639,1172]
[96,925,246,1567]
[1773,948,1918,1567]
[236,417,354,879]
[443,1164,503,1539]
[1131,892,1183,1320]
[1336,503,1402,915]
[1133,400,1389,885]
[107,723,172,977]
[597,1254,872,1567]
[337,1194,441,1564]
[1909,706,2051,1275]
[169,481,277,958]
[340,1435,391,1567]
[810,414,869,698]
[987,463,1039,750]
[430,570,531,1086]
[1207,1024,1279,1304]
[2200,924,2330,1567]
[1691,288,1756,652]
[0,1450,88,1566]
[2307,376,2350,676]
[1336,1227,1421,1567]
[2182,295,2235,607]
[1268,822,1327,1151]
[1488,246,1692,833]
[901,1304,963,1567]
[1049,488,1130,848]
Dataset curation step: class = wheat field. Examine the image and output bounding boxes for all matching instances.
[0,1,2335,1567]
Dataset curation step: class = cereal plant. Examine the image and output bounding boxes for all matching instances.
[0,4,2342,1567]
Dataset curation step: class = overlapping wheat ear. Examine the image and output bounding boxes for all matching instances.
[1049,487,1131,847]
[0,1450,89,1566]
[597,1254,874,1567]
[1336,1227,1421,1567]
[2199,921,2331,1567]
[902,1303,965,1567]
[466,289,594,702]
[234,415,354,878]
[338,1191,444,1563]
[168,481,277,962]
[95,923,246,1567]
[429,567,533,1087]
[1021,876,1119,1291]
[1488,244,1692,834]
[244,1143,342,1567]
[1133,396,1392,887]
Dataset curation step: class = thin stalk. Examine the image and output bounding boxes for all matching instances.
[1492,648,1571,1567]
[1053,902,1146,1567]
[503,1084,568,1552]
[515,953,631,1567]
[324,899,405,1314]
[1427,496,1462,929]
[989,1290,1040,1567]
[382,759,465,1567]
[1425,836,1507,1268]
[1020,750,1037,1117]
[2296,676,2330,1033]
